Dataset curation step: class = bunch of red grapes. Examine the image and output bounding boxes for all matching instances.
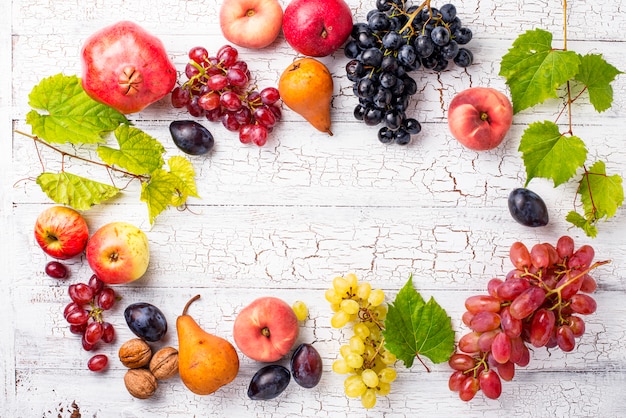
[448,236,607,401]
[63,274,119,372]
[171,44,282,146]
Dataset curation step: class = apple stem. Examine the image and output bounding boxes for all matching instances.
[261,327,271,337]
[182,294,201,316]
[480,112,489,122]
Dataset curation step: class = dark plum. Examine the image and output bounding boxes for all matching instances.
[124,302,168,342]
[247,365,291,400]
[169,120,214,155]
[290,343,323,388]
[508,188,549,227]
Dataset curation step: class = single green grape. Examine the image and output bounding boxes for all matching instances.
[292,300,308,321]
[332,359,352,374]
[361,369,379,388]
[354,322,371,340]
[378,367,397,383]
[361,388,377,408]
[349,335,366,355]
[331,310,351,328]
[356,282,372,300]
[369,289,385,306]
[344,375,367,398]
[340,299,360,315]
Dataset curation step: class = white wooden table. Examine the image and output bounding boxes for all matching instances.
[2,0,626,416]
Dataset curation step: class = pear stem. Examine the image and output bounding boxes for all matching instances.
[182,294,201,316]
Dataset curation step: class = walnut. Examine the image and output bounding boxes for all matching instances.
[149,346,179,380]
[124,368,158,399]
[119,338,152,369]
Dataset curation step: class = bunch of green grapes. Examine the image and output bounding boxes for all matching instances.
[326,274,398,409]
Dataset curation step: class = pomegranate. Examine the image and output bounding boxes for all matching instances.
[81,21,177,114]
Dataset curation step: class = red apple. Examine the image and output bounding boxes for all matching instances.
[282,0,353,57]
[233,297,299,362]
[86,222,150,284]
[220,0,283,49]
[34,206,89,259]
[448,87,513,151]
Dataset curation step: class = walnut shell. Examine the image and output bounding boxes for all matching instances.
[149,346,179,380]
[119,338,152,369]
[124,368,158,399]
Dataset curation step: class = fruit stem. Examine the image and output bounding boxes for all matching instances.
[182,294,201,316]
[398,0,431,37]
[14,130,149,181]
[546,260,610,298]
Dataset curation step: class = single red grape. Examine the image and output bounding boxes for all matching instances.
[97,288,117,310]
[88,354,108,372]
[68,283,94,305]
[45,261,68,279]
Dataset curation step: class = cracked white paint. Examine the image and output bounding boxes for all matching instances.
[2,0,626,416]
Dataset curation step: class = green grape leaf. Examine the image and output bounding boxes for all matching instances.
[580,161,624,221]
[97,125,165,175]
[574,54,623,113]
[499,29,581,113]
[519,121,587,187]
[167,156,200,204]
[383,275,455,368]
[36,172,120,210]
[566,211,598,238]
[140,169,184,225]
[26,73,128,144]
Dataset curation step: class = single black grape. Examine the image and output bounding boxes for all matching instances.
[124,302,168,342]
[415,35,435,58]
[390,78,405,96]
[382,31,403,50]
[453,27,473,45]
[247,365,291,400]
[439,3,457,22]
[431,26,451,46]
[361,47,384,67]
[363,107,383,126]
[384,109,403,130]
[344,41,361,59]
[397,44,417,66]
[441,40,460,60]
[454,48,474,67]
[355,31,377,49]
[394,128,411,145]
[376,0,392,11]
[290,343,323,389]
[392,94,409,111]
[378,127,395,144]
[508,188,549,227]
[401,76,417,95]
[372,88,392,108]
[169,120,214,155]
[379,72,397,89]
[380,54,399,72]
[346,59,365,81]
[353,104,366,121]
[356,77,377,98]
[404,118,422,135]
[368,11,391,31]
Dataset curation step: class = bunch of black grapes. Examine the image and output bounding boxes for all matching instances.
[345,2,474,145]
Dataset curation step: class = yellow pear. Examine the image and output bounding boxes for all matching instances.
[177,295,239,395]
[278,58,334,136]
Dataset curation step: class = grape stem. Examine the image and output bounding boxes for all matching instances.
[547,260,610,298]
[398,0,432,37]
[556,0,607,227]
